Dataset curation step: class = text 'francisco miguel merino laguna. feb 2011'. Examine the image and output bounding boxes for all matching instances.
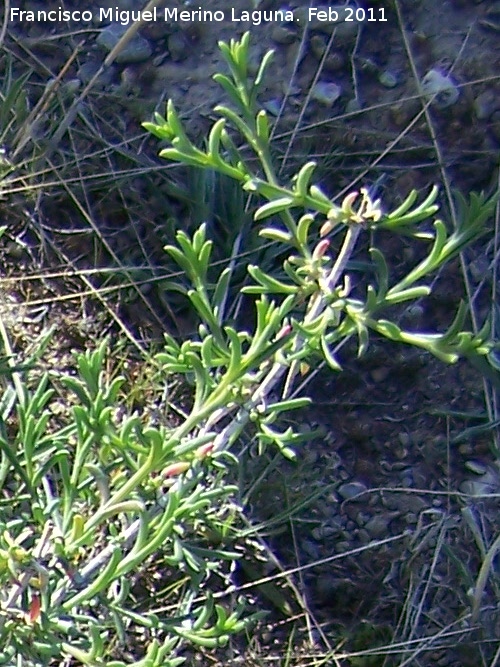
[9,6,388,27]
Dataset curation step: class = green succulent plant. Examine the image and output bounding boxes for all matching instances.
[0,29,498,667]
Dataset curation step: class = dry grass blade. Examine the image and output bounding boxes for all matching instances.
[472,532,500,624]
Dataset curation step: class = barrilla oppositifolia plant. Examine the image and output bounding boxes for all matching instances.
[0,31,498,667]
[143,31,497,458]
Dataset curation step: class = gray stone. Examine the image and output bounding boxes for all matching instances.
[312,523,343,540]
[61,78,81,95]
[167,32,189,62]
[302,538,320,559]
[338,481,367,501]
[357,529,371,545]
[465,460,488,475]
[331,20,362,48]
[309,34,328,59]
[474,89,500,120]
[382,493,427,513]
[379,70,399,88]
[335,541,351,552]
[97,23,152,64]
[345,97,362,114]
[355,56,379,75]
[421,69,460,109]
[271,26,296,45]
[309,36,346,73]
[460,469,499,496]
[263,99,282,117]
[77,60,100,84]
[312,81,342,106]
[401,473,414,488]
[364,514,389,538]
[398,432,411,447]
[370,366,390,383]
[77,61,116,87]
[314,574,336,604]
[323,52,346,73]
[296,5,362,46]
[460,480,483,496]
[354,511,368,527]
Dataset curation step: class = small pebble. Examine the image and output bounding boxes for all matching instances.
[312,81,342,106]
[469,256,490,280]
[370,366,390,383]
[421,69,460,109]
[120,66,138,92]
[271,26,296,45]
[61,79,81,95]
[335,541,351,552]
[460,479,490,496]
[76,60,116,88]
[474,89,500,120]
[263,99,281,116]
[355,56,379,75]
[302,538,320,559]
[323,52,346,72]
[357,529,371,545]
[379,70,399,88]
[355,511,369,527]
[314,574,334,603]
[401,473,414,488]
[364,515,389,538]
[382,493,427,513]
[338,481,368,501]
[312,524,342,540]
[460,470,498,496]
[464,460,488,475]
[345,97,362,114]
[309,34,328,60]
[6,241,26,259]
[398,432,411,447]
[97,23,152,63]
[167,32,188,62]
[401,303,425,326]
[332,20,362,48]
[389,99,420,127]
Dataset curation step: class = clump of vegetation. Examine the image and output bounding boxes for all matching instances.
[0,32,497,666]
